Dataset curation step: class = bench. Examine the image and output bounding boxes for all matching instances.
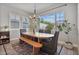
[20,36,43,54]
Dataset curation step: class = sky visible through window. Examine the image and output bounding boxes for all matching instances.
[40,12,64,23]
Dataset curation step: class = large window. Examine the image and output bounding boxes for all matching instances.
[11,21,19,28]
[9,14,20,29]
[9,13,20,39]
[22,17,29,29]
[21,16,29,32]
[39,12,64,33]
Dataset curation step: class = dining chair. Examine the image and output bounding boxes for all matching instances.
[39,29,45,33]
[41,31,59,55]
[20,29,26,43]
[20,29,26,34]
[39,29,51,34]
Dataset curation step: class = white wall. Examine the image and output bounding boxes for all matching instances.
[63,4,78,45]
[0,6,1,30]
[0,4,30,40]
[59,4,78,45]
[78,3,79,54]
[0,4,30,26]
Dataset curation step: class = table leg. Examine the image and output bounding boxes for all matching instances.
[38,39,40,43]
[19,39,24,44]
[32,46,40,55]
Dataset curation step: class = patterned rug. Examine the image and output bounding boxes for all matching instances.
[12,43,47,55]
[12,43,33,55]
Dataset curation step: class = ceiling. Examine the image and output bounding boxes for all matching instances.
[2,3,65,15]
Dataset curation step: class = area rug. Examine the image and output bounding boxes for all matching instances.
[11,40,66,55]
[12,42,48,55]
[12,43,33,55]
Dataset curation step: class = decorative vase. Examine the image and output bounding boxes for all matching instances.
[64,34,73,50]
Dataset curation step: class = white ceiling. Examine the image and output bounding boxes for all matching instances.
[2,3,65,15]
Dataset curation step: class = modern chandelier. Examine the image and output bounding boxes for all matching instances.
[29,4,37,20]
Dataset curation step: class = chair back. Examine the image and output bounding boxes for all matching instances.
[20,29,26,35]
[41,31,59,54]
[51,31,59,52]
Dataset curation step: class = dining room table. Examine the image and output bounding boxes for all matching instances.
[21,32,54,42]
[20,32,55,54]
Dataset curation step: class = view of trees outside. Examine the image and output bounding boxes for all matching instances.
[40,19,54,33]
[39,12,64,33]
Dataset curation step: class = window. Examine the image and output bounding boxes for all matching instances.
[9,14,20,29]
[39,12,64,33]
[22,17,29,29]
[56,12,64,24]
[9,13,20,39]
[39,14,55,33]
[11,21,19,28]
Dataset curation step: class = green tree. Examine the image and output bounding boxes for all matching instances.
[40,20,54,33]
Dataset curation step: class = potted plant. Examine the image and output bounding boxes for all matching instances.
[57,20,74,49]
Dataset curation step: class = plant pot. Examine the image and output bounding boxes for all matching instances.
[64,42,73,50]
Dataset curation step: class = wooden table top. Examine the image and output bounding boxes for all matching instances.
[22,32,54,38]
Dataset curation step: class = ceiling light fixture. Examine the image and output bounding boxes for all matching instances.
[29,4,37,20]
